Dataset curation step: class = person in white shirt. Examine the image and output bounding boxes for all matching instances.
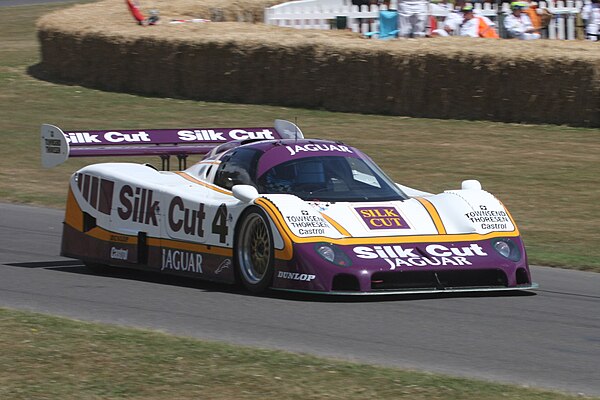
[430,0,467,36]
[398,0,430,37]
[582,0,592,27]
[458,6,498,37]
[504,1,541,39]
[586,0,600,40]
[430,3,496,37]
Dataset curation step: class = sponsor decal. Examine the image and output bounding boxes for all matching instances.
[298,228,325,235]
[110,247,128,260]
[309,201,331,212]
[286,143,353,156]
[118,185,159,226]
[465,205,511,230]
[353,243,488,269]
[44,138,62,154]
[285,212,328,231]
[110,234,130,243]
[168,196,206,237]
[177,129,275,141]
[355,206,410,230]
[277,271,316,281]
[215,259,231,275]
[161,249,203,273]
[113,190,230,242]
[64,129,276,144]
[66,131,150,144]
[76,174,114,215]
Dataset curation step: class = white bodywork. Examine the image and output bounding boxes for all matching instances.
[70,161,515,255]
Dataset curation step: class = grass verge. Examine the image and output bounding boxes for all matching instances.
[0,2,598,271]
[1,307,597,400]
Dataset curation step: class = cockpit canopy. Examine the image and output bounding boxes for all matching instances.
[209,140,408,202]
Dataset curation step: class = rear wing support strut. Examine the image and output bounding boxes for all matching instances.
[160,155,170,171]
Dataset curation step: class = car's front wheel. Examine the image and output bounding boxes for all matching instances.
[235,207,274,294]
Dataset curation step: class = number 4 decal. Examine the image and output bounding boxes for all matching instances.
[212,204,229,243]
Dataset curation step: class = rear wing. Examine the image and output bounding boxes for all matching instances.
[41,119,304,169]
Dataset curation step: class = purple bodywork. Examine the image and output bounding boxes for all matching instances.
[62,127,280,157]
[272,237,531,294]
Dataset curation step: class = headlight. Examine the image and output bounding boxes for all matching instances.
[314,243,352,267]
[492,238,521,261]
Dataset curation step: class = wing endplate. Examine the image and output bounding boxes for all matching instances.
[41,124,69,168]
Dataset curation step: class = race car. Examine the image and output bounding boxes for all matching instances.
[41,120,538,295]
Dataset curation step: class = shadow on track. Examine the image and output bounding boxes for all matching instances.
[6,259,537,303]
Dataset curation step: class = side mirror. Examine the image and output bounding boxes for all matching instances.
[461,180,482,190]
[232,185,259,203]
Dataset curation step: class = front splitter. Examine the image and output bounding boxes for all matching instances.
[272,282,539,296]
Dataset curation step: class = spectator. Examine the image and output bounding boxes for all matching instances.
[430,0,467,36]
[428,0,453,34]
[430,0,454,13]
[430,2,497,37]
[523,0,552,37]
[582,0,592,28]
[504,1,541,39]
[587,0,600,40]
[458,5,499,37]
[398,0,430,37]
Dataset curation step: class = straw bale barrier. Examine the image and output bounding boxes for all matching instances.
[37,0,600,126]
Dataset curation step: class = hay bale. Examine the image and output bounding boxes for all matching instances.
[36,0,600,126]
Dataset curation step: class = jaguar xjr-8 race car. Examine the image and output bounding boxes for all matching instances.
[41,120,538,295]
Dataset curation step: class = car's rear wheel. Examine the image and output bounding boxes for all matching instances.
[235,207,274,294]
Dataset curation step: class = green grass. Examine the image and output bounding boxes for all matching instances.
[0,1,599,272]
[1,307,597,400]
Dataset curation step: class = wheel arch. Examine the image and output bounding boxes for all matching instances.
[235,201,289,260]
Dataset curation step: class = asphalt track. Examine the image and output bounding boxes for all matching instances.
[0,203,599,396]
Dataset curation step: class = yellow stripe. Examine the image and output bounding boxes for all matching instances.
[499,200,521,234]
[87,227,138,244]
[64,187,83,230]
[255,198,294,260]
[415,197,447,234]
[174,171,233,196]
[320,213,351,237]
[256,197,519,246]
[75,225,232,257]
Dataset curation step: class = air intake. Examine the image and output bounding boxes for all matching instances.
[371,269,508,291]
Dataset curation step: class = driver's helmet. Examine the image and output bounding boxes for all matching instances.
[263,164,295,193]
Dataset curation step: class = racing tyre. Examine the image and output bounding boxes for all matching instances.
[235,207,274,294]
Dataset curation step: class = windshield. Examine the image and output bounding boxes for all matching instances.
[257,155,407,202]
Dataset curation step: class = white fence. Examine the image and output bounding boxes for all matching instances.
[264,0,586,39]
